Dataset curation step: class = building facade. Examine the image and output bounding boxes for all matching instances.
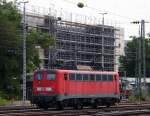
[27,14,124,71]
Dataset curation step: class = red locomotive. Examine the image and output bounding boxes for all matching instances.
[32,69,120,109]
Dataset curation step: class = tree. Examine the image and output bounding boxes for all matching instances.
[0,0,54,98]
[0,0,21,97]
[26,29,54,72]
[119,36,150,77]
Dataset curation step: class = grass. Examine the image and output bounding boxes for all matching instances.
[0,97,10,106]
[128,93,148,103]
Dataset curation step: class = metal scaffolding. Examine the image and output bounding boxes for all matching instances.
[43,17,116,71]
[24,5,122,71]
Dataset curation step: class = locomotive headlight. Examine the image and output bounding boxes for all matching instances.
[45,87,52,92]
[37,87,42,91]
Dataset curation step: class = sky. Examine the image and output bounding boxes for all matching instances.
[16,0,150,40]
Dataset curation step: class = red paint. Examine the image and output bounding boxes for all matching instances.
[33,69,120,96]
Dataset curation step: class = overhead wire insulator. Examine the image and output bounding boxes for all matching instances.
[131,21,140,24]
[77,2,84,8]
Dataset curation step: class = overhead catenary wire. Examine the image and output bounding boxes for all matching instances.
[2,1,134,71]
[16,4,133,26]
[63,0,138,21]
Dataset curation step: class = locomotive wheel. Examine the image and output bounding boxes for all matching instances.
[74,102,83,109]
[106,104,110,108]
[43,105,49,110]
[92,102,98,109]
[37,103,42,109]
[38,103,48,110]
[56,101,64,110]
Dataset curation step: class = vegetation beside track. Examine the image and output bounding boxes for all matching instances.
[0,0,54,98]
[128,93,150,103]
[0,98,10,106]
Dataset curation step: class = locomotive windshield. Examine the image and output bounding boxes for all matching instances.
[47,73,56,80]
[35,72,42,80]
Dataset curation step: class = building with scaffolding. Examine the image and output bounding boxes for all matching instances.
[25,6,124,71]
[43,16,115,71]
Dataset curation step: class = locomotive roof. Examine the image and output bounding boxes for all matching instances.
[35,69,118,75]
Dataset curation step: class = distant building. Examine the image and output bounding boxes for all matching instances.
[115,28,124,71]
[26,13,124,71]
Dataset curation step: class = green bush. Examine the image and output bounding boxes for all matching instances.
[128,93,147,102]
[128,95,137,102]
[0,91,8,99]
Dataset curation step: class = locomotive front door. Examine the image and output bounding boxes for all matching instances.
[64,73,68,95]
[114,75,118,94]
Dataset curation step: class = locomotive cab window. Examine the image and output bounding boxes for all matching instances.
[36,72,42,80]
[47,74,55,80]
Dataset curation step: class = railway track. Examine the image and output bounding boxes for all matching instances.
[1,102,150,116]
[94,109,150,116]
[119,101,150,105]
[0,106,35,111]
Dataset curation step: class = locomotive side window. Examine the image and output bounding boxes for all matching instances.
[36,73,42,80]
[96,74,101,81]
[83,74,89,81]
[89,74,95,81]
[76,74,82,80]
[47,74,55,80]
[69,73,75,80]
[102,74,107,81]
[107,75,113,81]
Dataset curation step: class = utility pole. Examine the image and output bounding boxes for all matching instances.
[141,20,146,86]
[21,1,28,105]
[99,13,107,71]
[99,13,107,25]
[48,8,52,69]
[138,31,142,96]
[131,20,146,96]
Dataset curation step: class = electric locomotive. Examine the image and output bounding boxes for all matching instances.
[32,69,120,109]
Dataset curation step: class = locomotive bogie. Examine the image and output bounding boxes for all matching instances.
[33,95,120,109]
